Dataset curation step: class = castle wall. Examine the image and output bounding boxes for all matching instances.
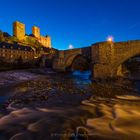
[32,26,40,38]
[32,25,51,48]
[13,21,25,40]
[13,21,51,48]
[39,36,51,48]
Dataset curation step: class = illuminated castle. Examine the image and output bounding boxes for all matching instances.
[13,21,51,48]
[0,21,53,63]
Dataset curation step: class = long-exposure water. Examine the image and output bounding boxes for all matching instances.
[0,69,140,140]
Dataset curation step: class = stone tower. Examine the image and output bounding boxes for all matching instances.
[13,21,25,40]
[32,26,40,38]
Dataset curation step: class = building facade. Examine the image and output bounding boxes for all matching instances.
[0,42,34,62]
[0,21,54,65]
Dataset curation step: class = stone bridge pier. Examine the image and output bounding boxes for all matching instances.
[91,42,116,79]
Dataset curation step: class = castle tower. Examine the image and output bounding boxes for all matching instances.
[32,26,40,38]
[13,21,25,40]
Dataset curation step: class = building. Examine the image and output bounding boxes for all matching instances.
[13,21,52,48]
[0,42,34,63]
[0,21,54,65]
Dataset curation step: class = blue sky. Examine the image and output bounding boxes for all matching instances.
[0,0,140,50]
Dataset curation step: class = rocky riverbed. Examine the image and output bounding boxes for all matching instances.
[0,69,140,140]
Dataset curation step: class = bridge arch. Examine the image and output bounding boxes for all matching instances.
[92,40,140,79]
[115,53,140,77]
[53,40,140,79]
[112,42,140,77]
[65,54,90,71]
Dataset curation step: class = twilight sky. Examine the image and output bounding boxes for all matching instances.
[0,0,140,50]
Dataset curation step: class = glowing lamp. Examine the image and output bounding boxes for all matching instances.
[107,36,114,42]
[68,44,74,49]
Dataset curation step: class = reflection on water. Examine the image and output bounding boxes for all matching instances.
[72,70,91,85]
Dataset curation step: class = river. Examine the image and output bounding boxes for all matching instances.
[0,69,140,140]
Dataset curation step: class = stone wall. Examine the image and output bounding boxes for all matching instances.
[53,40,140,79]
[13,21,51,48]
[13,21,25,40]
[32,26,40,38]
[39,36,51,48]
[92,40,140,79]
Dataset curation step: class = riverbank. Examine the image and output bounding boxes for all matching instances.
[0,69,140,140]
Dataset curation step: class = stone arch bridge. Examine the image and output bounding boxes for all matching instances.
[53,40,140,79]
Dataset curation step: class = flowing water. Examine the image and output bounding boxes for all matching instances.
[0,69,140,140]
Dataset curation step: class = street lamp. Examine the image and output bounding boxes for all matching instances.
[107,36,114,42]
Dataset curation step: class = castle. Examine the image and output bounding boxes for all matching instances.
[13,21,51,48]
[0,21,52,63]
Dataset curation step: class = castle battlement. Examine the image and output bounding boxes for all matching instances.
[13,21,51,48]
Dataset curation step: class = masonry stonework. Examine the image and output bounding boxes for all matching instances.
[39,36,51,48]
[13,21,25,40]
[32,26,40,38]
[13,21,51,48]
[53,40,140,79]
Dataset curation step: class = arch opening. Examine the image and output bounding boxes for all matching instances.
[116,55,140,79]
[66,55,91,72]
